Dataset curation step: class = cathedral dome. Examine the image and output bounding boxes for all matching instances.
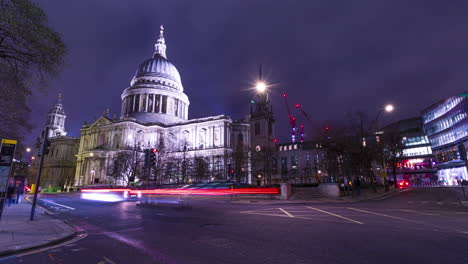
[133,55,181,85]
[121,25,190,125]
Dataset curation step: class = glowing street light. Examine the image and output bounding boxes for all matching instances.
[26,147,31,152]
[256,81,267,93]
[385,104,394,113]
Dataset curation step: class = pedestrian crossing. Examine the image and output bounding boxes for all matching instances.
[239,205,468,234]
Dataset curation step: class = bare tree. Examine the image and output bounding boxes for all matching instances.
[381,127,405,188]
[0,0,66,140]
[108,152,143,186]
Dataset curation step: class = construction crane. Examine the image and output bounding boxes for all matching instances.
[282,93,298,143]
[295,104,313,126]
[295,103,314,142]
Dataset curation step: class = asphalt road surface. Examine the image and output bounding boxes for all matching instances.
[1,188,468,264]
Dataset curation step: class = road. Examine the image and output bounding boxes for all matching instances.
[1,188,468,264]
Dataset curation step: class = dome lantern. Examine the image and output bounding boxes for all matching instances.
[154,25,167,59]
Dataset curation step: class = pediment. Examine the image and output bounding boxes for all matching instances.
[88,116,113,128]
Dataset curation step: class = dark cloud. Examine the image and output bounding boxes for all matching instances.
[27,0,468,145]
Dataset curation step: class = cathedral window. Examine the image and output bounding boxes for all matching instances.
[255,122,260,135]
[99,134,105,146]
[161,96,167,114]
[237,134,243,147]
[134,95,140,112]
[155,95,161,113]
[141,94,147,112]
[199,128,207,149]
[148,94,154,112]
[128,96,134,114]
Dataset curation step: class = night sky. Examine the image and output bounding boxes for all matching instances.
[27,0,468,146]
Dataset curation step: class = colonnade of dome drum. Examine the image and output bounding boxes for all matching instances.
[122,93,188,119]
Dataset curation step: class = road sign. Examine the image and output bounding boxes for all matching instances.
[0,139,17,221]
[380,171,388,179]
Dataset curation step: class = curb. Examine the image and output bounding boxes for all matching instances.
[0,196,82,259]
[0,231,81,259]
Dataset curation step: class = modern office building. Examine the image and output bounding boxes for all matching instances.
[421,93,468,185]
[382,117,437,185]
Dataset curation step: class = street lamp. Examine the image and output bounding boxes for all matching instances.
[26,148,31,152]
[385,104,394,113]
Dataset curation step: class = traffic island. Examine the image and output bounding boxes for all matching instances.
[136,197,192,210]
[0,202,75,257]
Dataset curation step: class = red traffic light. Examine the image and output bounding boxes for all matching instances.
[151,148,157,153]
[273,139,278,143]
[325,126,329,130]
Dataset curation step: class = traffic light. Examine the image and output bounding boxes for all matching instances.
[229,169,234,177]
[150,148,157,167]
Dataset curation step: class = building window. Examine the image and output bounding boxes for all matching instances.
[134,94,140,112]
[129,95,135,114]
[141,94,147,112]
[291,155,298,173]
[161,96,167,114]
[155,95,161,113]
[268,121,272,136]
[237,134,244,146]
[148,94,154,112]
[281,157,288,174]
[272,157,278,175]
[255,122,260,135]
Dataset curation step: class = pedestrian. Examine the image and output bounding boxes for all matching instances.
[6,182,16,207]
[16,182,25,204]
[355,177,361,196]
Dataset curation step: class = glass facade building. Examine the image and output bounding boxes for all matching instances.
[422,93,468,186]
[383,117,437,185]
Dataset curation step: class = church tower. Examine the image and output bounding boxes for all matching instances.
[249,68,275,185]
[45,94,67,138]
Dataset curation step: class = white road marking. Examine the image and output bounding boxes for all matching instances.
[41,199,76,210]
[25,196,55,215]
[241,212,290,217]
[347,207,415,222]
[373,188,411,200]
[398,209,435,216]
[279,208,295,217]
[306,207,363,225]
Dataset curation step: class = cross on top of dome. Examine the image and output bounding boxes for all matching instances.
[154,25,167,59]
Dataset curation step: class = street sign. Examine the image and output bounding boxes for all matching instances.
[380,171,388,179]
[0,139,17,221]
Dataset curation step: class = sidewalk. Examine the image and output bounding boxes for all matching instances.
[0,199,75,256]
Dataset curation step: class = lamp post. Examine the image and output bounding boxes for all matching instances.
[373,104,395,191]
